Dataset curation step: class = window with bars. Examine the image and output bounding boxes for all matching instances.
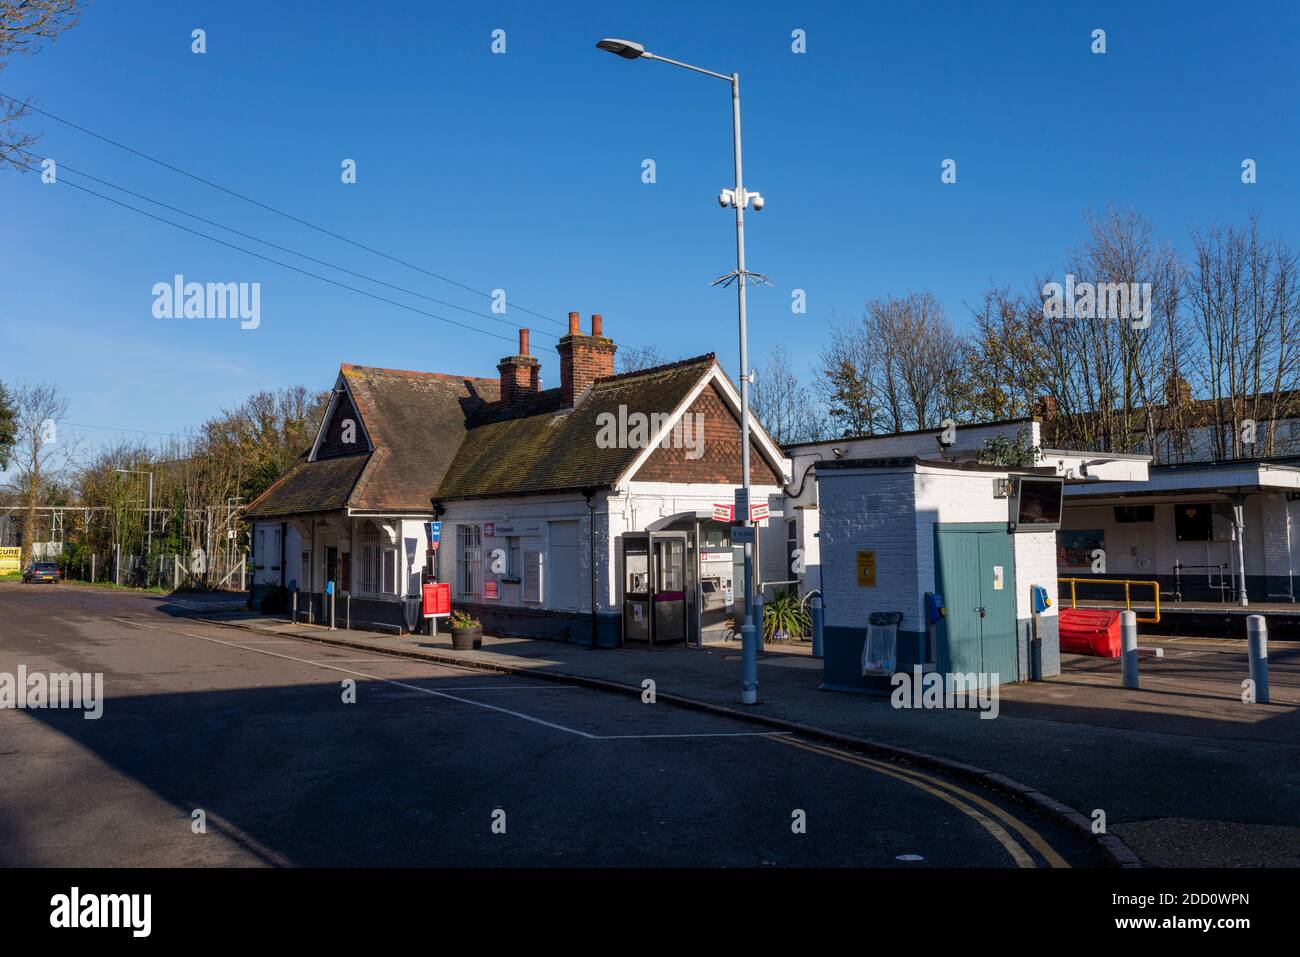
[358,522,395,596]
[457,524,481,598]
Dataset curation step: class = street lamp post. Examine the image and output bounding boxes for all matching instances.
[597,38,766,704]
[114,468,153,582]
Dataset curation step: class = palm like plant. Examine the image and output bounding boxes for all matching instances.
[763,587,811,643]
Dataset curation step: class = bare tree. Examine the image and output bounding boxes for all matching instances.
[1187,214,1300,458]
[616,343,669,374]
[750,342,827,445]
[815,309,880,436]
[6,382,73,564]
[0,0,88,170]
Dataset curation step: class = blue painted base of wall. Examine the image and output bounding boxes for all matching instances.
[820,625,926,695]
[291,593,415,633]
[459,603,622,648]
[822,615,1061,691]
[1017,615,1060,679]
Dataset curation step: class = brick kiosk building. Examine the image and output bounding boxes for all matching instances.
[246,313,790,645]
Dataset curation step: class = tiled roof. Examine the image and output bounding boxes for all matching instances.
[245,364,499,518]
[342,365,498,511]
[245,354,722,517]
[244,453,370,518]
[436,355,717,500]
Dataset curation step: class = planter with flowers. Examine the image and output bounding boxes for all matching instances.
[449,609,483,650]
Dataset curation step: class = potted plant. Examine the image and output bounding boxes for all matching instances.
[763,587,811,644]
[449,609,483,650]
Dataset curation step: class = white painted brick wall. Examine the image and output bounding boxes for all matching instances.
[817,468,918,629]
[821,465,1058,628]
[1013,529,1059,619]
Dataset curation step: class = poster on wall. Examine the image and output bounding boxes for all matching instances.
[1058,529,1104,569]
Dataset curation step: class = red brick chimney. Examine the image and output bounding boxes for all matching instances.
[498,327,541,407]
[558,312,616,407]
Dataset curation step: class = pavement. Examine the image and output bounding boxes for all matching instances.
[0,584,1104,868]
[188,602,1300,868]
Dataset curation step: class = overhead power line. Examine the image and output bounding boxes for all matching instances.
[13,145,557,340]
[0,92,567,328]
[13,157,556,351]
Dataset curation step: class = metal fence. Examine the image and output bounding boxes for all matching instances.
[59,548,248,592]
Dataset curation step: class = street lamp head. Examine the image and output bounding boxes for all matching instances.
[596,38,647,60]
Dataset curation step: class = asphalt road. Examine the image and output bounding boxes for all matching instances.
[0,584,1104,867]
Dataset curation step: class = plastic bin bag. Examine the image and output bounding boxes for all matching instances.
[861,611,903,676]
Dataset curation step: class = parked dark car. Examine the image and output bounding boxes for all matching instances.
[22,561,62,584]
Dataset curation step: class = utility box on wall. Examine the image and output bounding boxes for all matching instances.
[815,458,1061,694]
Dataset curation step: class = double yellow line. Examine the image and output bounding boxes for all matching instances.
[769,735,1069,868]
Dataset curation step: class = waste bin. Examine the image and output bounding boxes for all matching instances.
[862,611,903,675]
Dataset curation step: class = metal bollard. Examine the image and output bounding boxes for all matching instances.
[1247,615,1270,704]
[740,622,758,705]
[811,595,824,659]
[291,589,298,622]
[329,586,336,631]
[1120,609,1139,689]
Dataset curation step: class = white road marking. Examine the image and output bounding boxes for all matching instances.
[115,618,598,739]
[114,618,782,741]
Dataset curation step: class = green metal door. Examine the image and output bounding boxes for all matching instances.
[934,530,983,674]
[976,532,1018,684]
[934,525,1018,684]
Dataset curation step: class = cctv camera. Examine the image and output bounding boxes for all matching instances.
[750,192,765,211]
[718,189,733,208]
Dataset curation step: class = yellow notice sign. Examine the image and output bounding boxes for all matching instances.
[856,550,876,587]
[0,547,21,572]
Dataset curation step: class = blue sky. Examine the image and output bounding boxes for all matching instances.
[2,0,1297,455]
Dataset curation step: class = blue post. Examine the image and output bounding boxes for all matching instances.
[1247,615,1270,704]
[811,595,824,659]
[754,591,765,652]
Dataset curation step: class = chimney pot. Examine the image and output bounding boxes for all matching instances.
[519,327,529,356]
[557,310,617,407]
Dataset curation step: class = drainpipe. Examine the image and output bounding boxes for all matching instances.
[1230,492,1249,607]
[583,487,601,649]
[279,519,287,607]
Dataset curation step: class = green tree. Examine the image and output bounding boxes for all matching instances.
[0,380,16,469]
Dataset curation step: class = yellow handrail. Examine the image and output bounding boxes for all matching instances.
[1057,577,1161,625]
